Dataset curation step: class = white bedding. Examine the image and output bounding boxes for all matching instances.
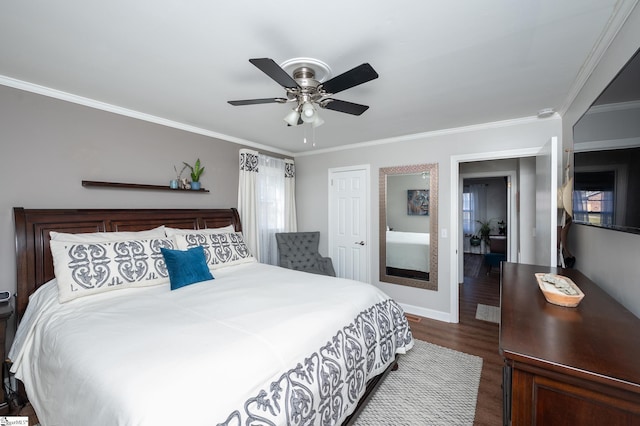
[9,262,413,426]
[386,231,430,273]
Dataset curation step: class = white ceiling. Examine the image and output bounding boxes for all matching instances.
[1,1,636,154]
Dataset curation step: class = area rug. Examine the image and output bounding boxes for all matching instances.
[354,339,483,425]
[475,303,500,324]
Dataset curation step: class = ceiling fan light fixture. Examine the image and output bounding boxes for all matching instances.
[312,115,324,128]
[283,109,300,126]
[301,102,316,122]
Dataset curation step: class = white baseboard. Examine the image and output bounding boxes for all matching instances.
[400,302,453,323]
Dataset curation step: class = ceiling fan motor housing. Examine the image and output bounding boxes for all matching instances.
[288,66,323,102]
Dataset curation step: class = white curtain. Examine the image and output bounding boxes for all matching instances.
[466,183,487,234]
[238,149,297,265]
[257,155,285,266]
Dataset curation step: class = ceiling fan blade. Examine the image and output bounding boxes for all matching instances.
[249,58,299,89]
[228,98,287,106]
[320,63,378,95]
[321,99,370,115]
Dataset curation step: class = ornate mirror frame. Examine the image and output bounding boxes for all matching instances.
[379,163,438,290]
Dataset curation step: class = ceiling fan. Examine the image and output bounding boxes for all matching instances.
[228,58,379,127]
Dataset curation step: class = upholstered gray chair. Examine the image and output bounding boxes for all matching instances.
[275,232,336,276]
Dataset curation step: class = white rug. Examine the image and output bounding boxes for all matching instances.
[475,304,500,324]
[354,339,483,425]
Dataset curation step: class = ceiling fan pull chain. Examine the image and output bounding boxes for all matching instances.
[312,125,317,148]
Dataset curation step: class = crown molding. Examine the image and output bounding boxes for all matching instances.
[294,114,560,157]
[0,75,295,157]
[557,0,640,116]
[585,99,640,114]
[3,74,562,159]
[574,136,640,152]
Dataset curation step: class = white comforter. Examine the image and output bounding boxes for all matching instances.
[9,262,413,426]
[386,231,430,273]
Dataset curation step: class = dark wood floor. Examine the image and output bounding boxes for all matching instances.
[409,254,502,426]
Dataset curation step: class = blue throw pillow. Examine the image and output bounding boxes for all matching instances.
[161,246,214,290]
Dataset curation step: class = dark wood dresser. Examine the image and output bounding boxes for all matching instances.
[499,262,640,425]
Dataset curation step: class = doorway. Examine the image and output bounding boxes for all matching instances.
[449,138,558,323]
[461,174,511,278]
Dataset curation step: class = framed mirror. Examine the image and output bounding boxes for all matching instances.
[379,163,438,290]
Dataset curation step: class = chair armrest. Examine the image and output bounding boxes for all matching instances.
[318,257,336,277]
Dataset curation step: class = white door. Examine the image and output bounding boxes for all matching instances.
[328,166,370,282]
[535,136,559,266]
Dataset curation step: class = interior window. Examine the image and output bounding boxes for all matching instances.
[462,190,474,235]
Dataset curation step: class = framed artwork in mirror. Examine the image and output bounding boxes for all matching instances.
[407,189,429,215]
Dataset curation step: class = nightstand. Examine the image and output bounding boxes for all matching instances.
[0,302,13,414]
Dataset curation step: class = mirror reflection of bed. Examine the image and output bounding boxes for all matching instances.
[385,230,430,280]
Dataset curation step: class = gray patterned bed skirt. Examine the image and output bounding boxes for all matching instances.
[218,299,413,426]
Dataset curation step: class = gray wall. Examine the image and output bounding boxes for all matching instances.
[295,118,561,320]
[0,85,246,300]
[518,157,537,264]
[563,5,640,318]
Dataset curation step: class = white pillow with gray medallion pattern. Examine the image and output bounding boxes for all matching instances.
[173,232,256,270]
[50,237,176,303]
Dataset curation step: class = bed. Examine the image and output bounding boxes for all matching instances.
[10,207,414,426]
[385,230,430,274]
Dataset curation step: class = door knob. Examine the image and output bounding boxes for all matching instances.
[355,241,365,246]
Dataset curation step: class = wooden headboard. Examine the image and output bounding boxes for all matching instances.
[13,207,241,320]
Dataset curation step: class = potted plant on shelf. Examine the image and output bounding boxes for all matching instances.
[470,234,482,246]
[183,158,205,190]
[497,220,506,235]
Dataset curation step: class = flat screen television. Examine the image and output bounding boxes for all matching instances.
[572,46,640,235]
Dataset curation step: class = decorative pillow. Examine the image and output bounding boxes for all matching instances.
[160,246,214,290]
[50,226,166,242]
[165,224,235,237]
[174,232,256,270]
[50,237,175,302]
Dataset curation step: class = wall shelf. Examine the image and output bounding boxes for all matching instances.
[82,180,209,193]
